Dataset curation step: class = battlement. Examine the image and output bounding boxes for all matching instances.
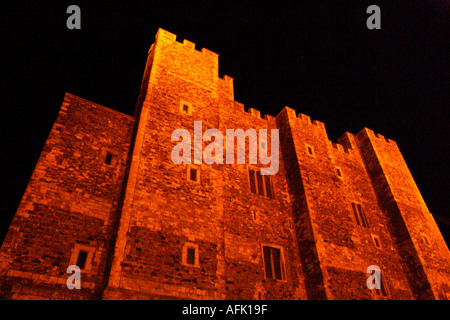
[1,27,448,302]
[295,112,326,129]
[358,127,397,145]
[330,141,349,154]
[232,101,276,122]
[153,28,234,90]
[155,28,217,56]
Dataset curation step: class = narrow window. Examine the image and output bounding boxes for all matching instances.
[248,168,274,199]
[352,202,369,228]
[182,242,199,267]
[352,203,361,226]
[272,248,283,280]
[374,237,380,248]
[264,175,273,199]
[263,246,273,278]
[70,244,95,272]
[76,250,88,270]
[306,144,315,157]
[189,168,198,181]
[375,274,389,297]
[105,152,113,165]
[336,167,342,178]
[357,204,369,228]
[249,169,257,194]
[372,235,381,248]
[422,234,430,246]
[262,245,285,281]
[187,165,200,183]
[180,101,192,115]
[256,171,265,196]
[251,207,257,221]
[186,247,196,265]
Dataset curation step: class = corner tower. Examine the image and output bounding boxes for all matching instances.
[103,28,304,299]
[356,128,450,299]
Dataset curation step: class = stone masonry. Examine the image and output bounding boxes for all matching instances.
[0,28,449,300]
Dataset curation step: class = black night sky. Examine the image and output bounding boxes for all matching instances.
[0,1,449,246]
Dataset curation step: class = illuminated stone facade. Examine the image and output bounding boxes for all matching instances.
[0,28,449,300]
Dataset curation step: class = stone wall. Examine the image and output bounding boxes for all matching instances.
[0,93,134,299]
[1,28,448,300]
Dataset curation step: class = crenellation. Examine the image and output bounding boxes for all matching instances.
[297,113,311,123]
[222,75,233,82]
[155,28,177,42]
[201,47,219,57]
[337,132,356,151]
[362,128,397,146]
[248,107,261,118]
[311,119,320,126]
[182,39,195,50]
[0,28,448,301]
[263,114,276,122]
[331,142,344,153]
[294,112,326,130]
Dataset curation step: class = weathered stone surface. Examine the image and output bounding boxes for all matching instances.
[0,28,448,300]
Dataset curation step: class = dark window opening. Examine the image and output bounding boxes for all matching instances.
[105,152,113,165]
[352,203,361,226]
[357,204,369,228]
[375,274,388,297]
[249,168,274,199]
[256,171,265,196]
[374,237,380,248]
[264,175,273,198]
[252,208,257,220]
[352,203,369,228]
[182,104,189,113]
[189,168,198,181]
[76,250,88,270]
[263,246,284,281]
[186,247,196,265]
[249,169,257,193]
[336,168,342,177]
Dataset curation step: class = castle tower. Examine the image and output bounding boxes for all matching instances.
[0,28,448,300]
[0,94,135,299]
[276,108,417,299]
[102,28,304,299]
[356,128,450,299]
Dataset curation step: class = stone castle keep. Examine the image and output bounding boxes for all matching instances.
[0,28,449,300]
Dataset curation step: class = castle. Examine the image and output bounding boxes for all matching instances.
[0,28,449,300]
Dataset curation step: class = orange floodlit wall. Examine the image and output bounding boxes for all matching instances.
[0,28,449,300]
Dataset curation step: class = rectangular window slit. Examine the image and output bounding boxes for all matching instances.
[76,250,88,270]
[262,246,285,281]
[249,169,256,194]
[105,153,113,165]
[189,168,197,181]
[186,247,196,265]
[256,171,265,196]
